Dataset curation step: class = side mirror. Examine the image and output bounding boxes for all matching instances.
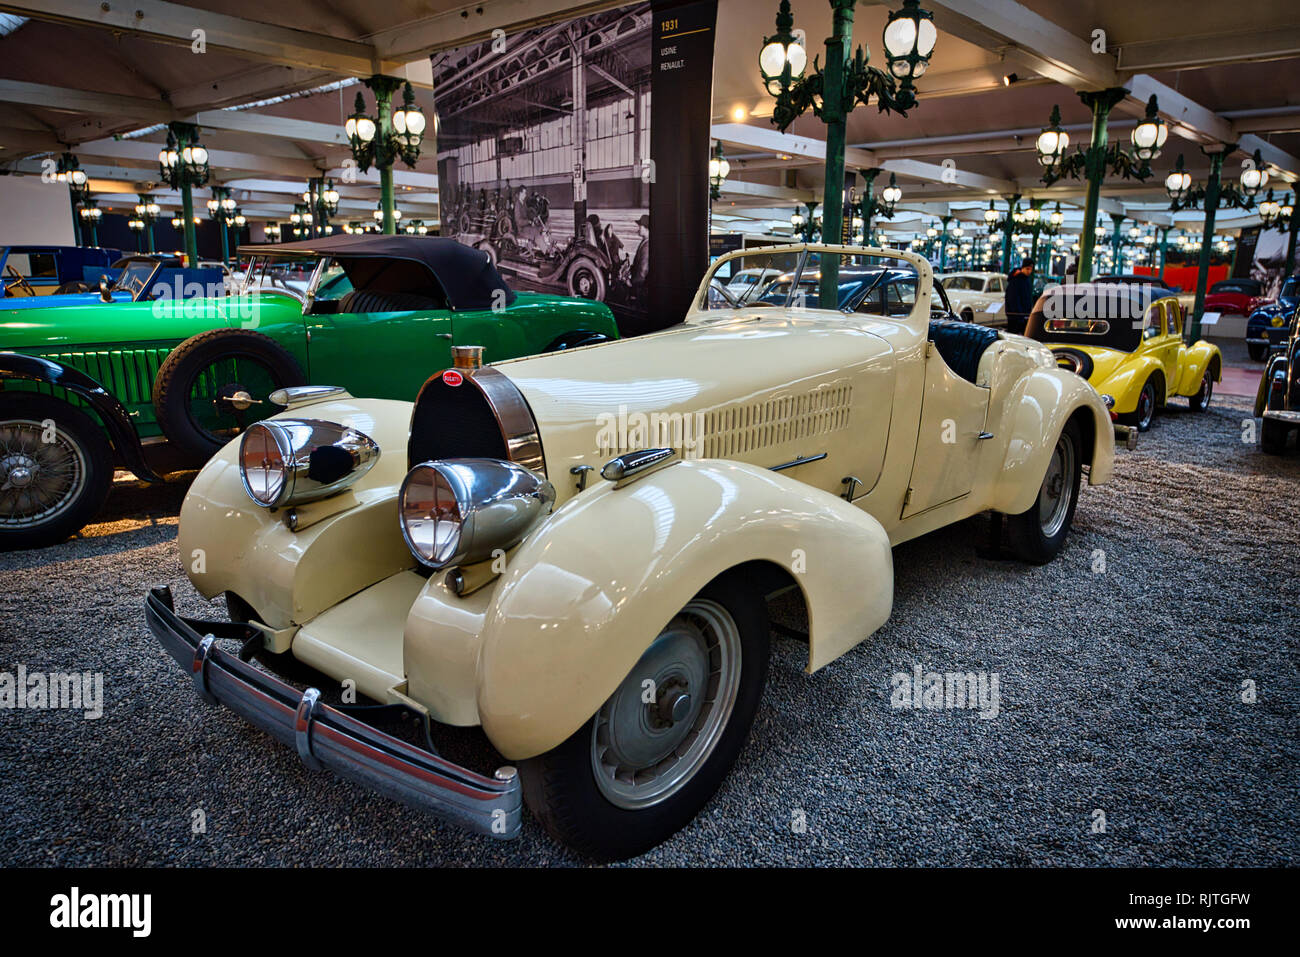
[99,277,113,302]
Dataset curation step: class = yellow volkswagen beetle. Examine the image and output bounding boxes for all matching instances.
[1025,282,1222,431]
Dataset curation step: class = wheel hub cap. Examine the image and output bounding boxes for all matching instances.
[591,599,742,809]
[3,454,37,489]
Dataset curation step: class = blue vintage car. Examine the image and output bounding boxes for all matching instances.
[1,254,225,309]
[0,244,123,297]
[1246,275,1299,361]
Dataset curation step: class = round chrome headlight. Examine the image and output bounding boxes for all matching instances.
[241,422,292,505]
[399,458,555,569]
[239,419,380,509]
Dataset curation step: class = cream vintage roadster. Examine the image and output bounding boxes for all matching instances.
[145,245,1113,860]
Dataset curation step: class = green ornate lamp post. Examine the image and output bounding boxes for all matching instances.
[345,79,427,234]
[708,142,731,202]
[131,195,161,253]
[1167,147,1266,343]
[1037,94,1166,282]
[1258,189,1297,275]
[790,202,821,242]
[982,195,1026,270]
[761,0,936,303]
[856,169,901,243]
[207,186,239,263]
[77,198,102,247]
[304,177,340,237]
[54,154,90,246]
[264,222,282,243]
[157,123,209,264]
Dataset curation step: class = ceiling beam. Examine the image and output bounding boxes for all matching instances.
[711,123,877,169]
[193,110,349,147]
[925,0,1119,90]
[0,79,172,124]
[879,158,1017,195]
[1116,27,1300,73]
[0,0,400,76]
[75,137,323,179]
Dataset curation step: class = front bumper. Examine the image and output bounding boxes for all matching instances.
[144,586,522,839]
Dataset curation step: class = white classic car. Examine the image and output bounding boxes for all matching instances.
[938,270,1008,327]
[146,245,1114,860]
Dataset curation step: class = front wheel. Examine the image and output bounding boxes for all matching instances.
[1248,342,1267,362]
[1188,370,1214,412]
[566,257,607,301]
[1119,378,1158,432]
[1005,419,1082,565]
[0,394,114,549]
[520,571,770,860]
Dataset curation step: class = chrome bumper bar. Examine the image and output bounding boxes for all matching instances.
[144,586,522,839]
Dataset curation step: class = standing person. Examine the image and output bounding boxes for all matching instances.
[1004,260,1035,336]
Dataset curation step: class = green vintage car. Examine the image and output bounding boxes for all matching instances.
[0,234,618,549]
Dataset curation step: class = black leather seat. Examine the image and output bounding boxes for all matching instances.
[337,289,443,314]
[928,319,999,384]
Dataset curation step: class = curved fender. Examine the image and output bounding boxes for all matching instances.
[1177,341,1222,395]
[989,366,1113,517]
[476,458,894,762]
[0,351,162,482]
[1101,354,1166,413]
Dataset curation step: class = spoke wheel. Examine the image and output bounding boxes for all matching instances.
[591,599,742,810]
[0,419,87,529]
[0,396,114,549]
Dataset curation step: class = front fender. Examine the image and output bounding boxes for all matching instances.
[179,396,416,629]
[1176,341,1222,395]
[1096,354,1165,414]
[989,365,1114,517]
[0,351,161,482]
[476,459,894,761]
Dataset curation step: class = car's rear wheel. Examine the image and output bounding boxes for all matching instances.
[1120,378,1158,431]
[0,394,113,550]
[520,571,769,860]
[1006,419,1082,565]
[152,329,306,462]
[1261,417,1290,454]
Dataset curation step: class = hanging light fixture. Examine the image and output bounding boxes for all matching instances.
[1035,105,1070,170]
[1129,96,1168,163]
[758,0,808,97]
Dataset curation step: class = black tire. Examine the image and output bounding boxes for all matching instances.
[1119,377,1158,431]
[1051,347,1094,379]
[1188,368,1214,412]
[961,308,974,323]
[1006,418,1082,565]
[495,213,514,239]
[520,570,770,861]
[566,257,607,301]
[152,328,306,462]
[1261,417,1289,454]
[0,393,114,550]
[1248,342,1267,362]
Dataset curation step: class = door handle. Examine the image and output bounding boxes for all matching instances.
[436,333,453,339]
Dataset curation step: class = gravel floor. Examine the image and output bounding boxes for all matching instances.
[2,394,1297,867]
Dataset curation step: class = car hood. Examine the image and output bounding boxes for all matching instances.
[465,312,898,504]
[0,292,298,351]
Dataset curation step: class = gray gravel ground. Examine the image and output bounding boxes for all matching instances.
[2,393,1297,866]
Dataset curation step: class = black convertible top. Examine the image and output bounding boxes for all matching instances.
[237,234,515,310]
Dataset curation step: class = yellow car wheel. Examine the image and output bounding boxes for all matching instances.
[1119,378,1159,432]
[1188,371,1214,413]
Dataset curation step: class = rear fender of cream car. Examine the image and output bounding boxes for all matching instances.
[179,397,416,632]
[474,458,894,761]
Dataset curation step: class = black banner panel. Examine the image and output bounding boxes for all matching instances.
[647,0,718,335]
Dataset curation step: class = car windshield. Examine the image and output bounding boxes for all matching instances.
[111,261,157,299]
[1279,278,1299,299]
[941,275,983,292]
[1211,280,1259,294]
[240,255,317,296]
[702,249,918,313]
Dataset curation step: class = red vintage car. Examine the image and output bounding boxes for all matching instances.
[1204,278,1269,316]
